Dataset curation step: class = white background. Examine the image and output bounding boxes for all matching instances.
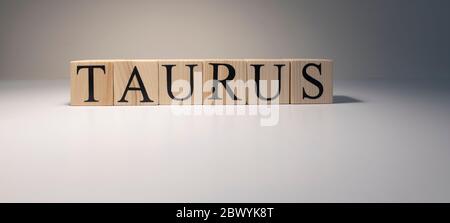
[1,78,449,202]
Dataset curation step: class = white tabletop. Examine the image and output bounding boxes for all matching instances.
[1,78,449,202]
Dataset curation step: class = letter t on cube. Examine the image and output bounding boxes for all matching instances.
[70,60,114,106]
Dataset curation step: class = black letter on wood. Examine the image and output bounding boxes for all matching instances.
[77,65,106,102]
[302,63,323,99]
[118,66,153,103]
[251,64,284,101]
[163,64,196,101]
[209,63,240,101]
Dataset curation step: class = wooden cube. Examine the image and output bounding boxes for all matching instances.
[203,60,247,105]
[247,59,290,105]
[291,59,333,104]
[114,60,159,106]
[70,60,114,106]
[159,60,203,105]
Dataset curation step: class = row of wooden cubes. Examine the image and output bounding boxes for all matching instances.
[70,59,333,105]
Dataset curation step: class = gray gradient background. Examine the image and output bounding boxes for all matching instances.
[1,0,449,80]
[1,0,450,203]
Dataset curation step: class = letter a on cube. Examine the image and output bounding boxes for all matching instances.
[114,60,159,106]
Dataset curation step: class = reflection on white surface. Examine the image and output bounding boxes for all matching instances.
[0,78,450,202]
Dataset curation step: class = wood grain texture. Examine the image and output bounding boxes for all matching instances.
[158,60,203,105]
[247,59,290,105]
[291,59,333,104]
[203,60,247,105]
[70,60,113,106]
[114,60,159,106]
[70,59,333,106]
